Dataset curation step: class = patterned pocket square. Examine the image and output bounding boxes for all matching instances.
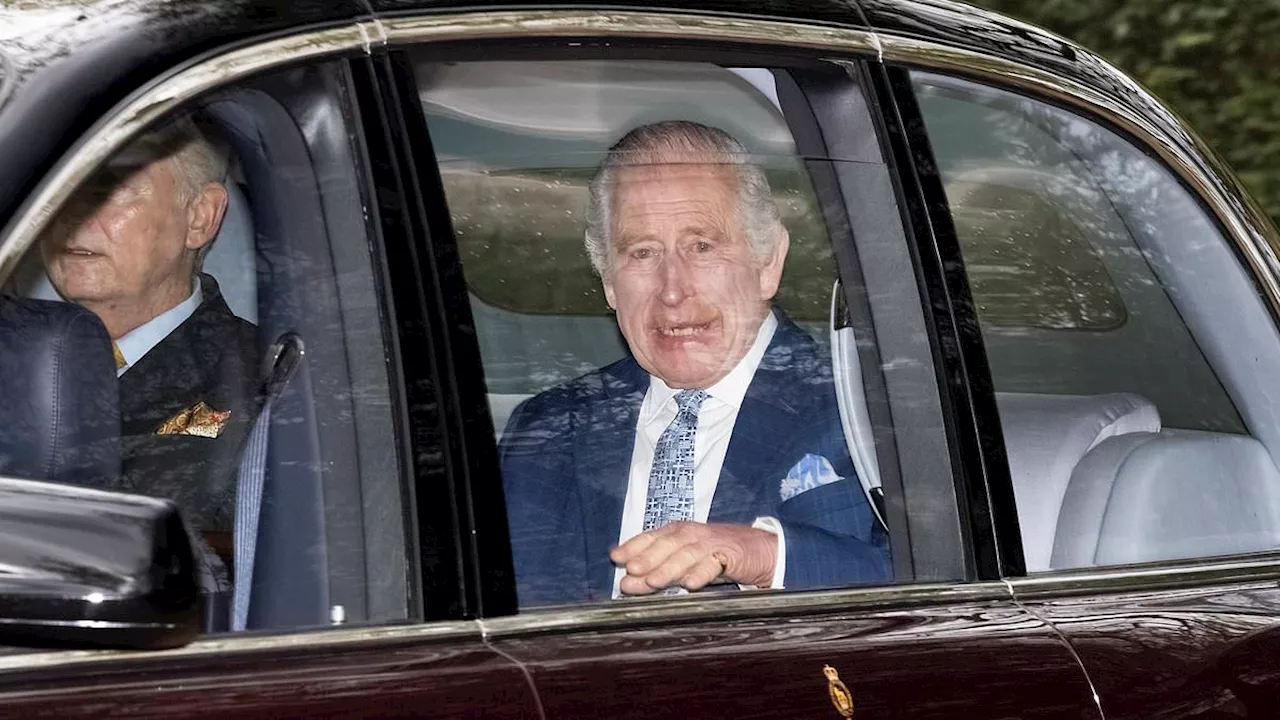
[779,454,842,501]
[155,401,231,439]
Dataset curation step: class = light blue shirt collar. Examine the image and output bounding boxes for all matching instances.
[116,278,203,377]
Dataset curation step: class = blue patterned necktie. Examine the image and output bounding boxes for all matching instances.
[642,389,709,532]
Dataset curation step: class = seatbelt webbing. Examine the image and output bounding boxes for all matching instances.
[231,399,271,632]
[830,281,887,530]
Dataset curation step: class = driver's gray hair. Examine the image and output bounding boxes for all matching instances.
[583,121,782,277]
[124,115,229,204]
[121,116,229,271]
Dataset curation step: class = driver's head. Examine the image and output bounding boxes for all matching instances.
[584,121,789,389]
[40,116,229,338]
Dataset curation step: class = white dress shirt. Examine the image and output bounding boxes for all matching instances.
[613,312,786,597]
[115,278,202,377]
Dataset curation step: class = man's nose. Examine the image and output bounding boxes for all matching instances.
[657,253,695,306]
[62,201,103,240]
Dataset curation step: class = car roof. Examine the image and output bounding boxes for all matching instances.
[0,0,1163,230]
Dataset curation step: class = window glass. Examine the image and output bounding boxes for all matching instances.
[915,72,1280,572]
[0,60,409,633]
[416,58,947,609]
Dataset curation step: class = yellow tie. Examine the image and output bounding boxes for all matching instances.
[112,342,126,370]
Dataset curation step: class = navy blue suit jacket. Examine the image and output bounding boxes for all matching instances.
[500,311,891,607]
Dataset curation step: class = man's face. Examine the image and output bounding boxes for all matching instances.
[603,161,788,389]
[41,156,197,311]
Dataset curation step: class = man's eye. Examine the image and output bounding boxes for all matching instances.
[631,247,655,260]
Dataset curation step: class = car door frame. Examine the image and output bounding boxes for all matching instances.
[373,9,1103,719]
[0,16,546,719]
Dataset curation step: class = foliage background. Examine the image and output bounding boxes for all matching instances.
[966,0,1280,227]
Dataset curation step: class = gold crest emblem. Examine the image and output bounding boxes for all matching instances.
[824,665,854,718]
[154,401,232,439]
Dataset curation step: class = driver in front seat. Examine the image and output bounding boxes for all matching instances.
[39,116,262,590]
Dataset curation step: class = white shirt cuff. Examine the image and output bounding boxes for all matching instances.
[743,516,785,590]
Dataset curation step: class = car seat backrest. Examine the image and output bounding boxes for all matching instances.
[202,182,257,324]
[0,298,120,485]
[1052,429,1280,568]
[203,89,340,631]
[996,391,1161,572]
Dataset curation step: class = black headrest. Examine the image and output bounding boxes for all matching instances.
[0,297,119,484]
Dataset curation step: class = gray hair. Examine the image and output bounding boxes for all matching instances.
[119,115,229,204]
[122,116,229,271]
[584,120,783,277]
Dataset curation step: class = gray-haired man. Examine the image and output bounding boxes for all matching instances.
[501,121,890,606]
[40,116,261,553]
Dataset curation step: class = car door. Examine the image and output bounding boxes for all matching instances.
[372,9,1102,719]
[875,12,1280,719]
[0,6,542,717]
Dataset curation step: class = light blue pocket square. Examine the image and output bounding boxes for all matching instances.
[779,454,842,501]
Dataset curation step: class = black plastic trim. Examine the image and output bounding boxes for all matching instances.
[863,62,1020,580]
[350,54,480,621]
[772,65,915,581]
[383,50,517,619]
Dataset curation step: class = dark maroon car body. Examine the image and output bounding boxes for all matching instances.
[0,1,1278,718]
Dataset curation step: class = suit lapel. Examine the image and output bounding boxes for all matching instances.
[578,358,647,600]
[710,313,808,523]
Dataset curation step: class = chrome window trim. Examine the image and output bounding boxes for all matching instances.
[476,581,1012,639]
[6,559,1280,671]
[1009,554,1280,600]
[0,618,481,674]
[378,9,880,52]
[0,582,1012,673]
[0,7,1273,664]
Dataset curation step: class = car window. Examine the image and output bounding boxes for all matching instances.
[412,57,962,609]
[914,72,1280,573]
[0,59,410,634]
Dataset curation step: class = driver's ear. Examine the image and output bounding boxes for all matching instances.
[185,182,229,252]
[758,224,789,300]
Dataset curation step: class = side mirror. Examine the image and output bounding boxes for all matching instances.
[0,476,200,650]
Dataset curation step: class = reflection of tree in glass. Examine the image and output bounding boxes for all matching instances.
[918,78,1198,332]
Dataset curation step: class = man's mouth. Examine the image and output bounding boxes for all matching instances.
[656,320,715,338]
[62,248,100,257]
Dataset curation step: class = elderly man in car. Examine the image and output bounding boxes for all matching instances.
[500,120,890,606]
[39,116,260,547]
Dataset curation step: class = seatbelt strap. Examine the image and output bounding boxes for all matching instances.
[231,403,270,631]
[830,281,887,530]
[231,332,303,632]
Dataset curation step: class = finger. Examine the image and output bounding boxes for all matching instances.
[618,572,657,595]
[624,533,687,576]
[638,543,707,590]
[610,530,659,564]
[679,553,728,591]
[611,522,686,564]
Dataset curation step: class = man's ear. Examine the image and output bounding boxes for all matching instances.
[603,277,617,310]
[758,224,790,300]
[185,182,229,252]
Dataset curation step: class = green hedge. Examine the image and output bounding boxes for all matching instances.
[967,0,1280,228]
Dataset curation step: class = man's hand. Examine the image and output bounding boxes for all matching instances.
[610,521,778,595]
